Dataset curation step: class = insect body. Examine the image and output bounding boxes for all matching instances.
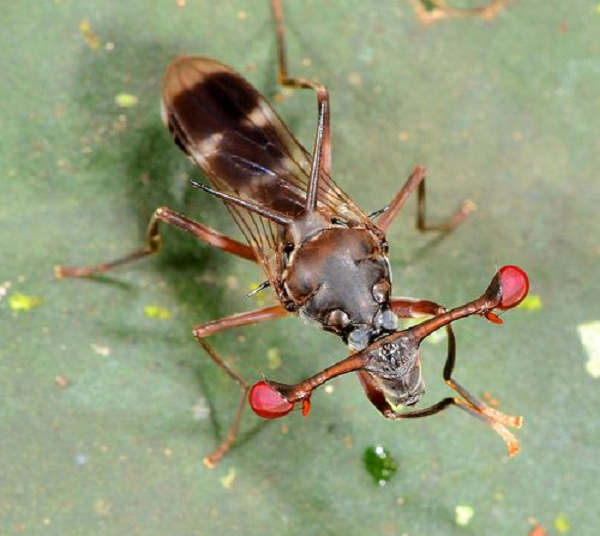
[57,1,529,466]
[164,56,396,351]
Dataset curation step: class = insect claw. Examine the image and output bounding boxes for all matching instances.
[368,205,390,220]
[203,457,216,470]
[462,199,478,214]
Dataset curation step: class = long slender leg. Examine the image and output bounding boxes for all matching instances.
[271,0,331,209]
[383,396,520,456]
[193,305,289,467]
[375,166,474,232]
[55,206,257,278]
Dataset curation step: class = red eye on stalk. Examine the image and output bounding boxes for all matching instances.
[497,265,529,310]
[249,381,295,419]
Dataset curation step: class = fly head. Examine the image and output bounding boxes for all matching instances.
[283,225,398,349]
[364,336,425,407]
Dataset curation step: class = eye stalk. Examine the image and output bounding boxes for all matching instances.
[249,266,529,429]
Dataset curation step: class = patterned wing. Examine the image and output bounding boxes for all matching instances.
[161,56,369,280]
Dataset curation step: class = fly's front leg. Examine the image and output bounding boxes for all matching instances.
[375,166,475,232]
[55,206,257,278]
[193,305,289,467]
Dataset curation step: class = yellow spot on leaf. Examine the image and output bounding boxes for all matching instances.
[9,293,43,312]
[220,468,236,489]
[78,20,101,50]
[519,295,542,311]
[144,306,172,320]
[455,505,475,526]
[94,498,112,516]
[55,375,69,388]
[554,513,570,533]
[91,343,111,356]
[115,93,138,108]
[267,348,282,370]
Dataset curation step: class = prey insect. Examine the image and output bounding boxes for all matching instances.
[56,0,529,466]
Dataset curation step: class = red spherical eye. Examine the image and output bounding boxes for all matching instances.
[497,265,529,310]
[249,381,294,419]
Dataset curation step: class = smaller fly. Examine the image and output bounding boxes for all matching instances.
[56,0,529,466]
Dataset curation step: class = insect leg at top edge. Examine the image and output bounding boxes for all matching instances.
[273,0,474,235]
[409,0,510,25]
[271,0,332,196]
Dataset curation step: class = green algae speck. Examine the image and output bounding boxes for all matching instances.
[363,445,397,486]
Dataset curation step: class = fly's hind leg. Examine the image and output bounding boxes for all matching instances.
[193,305,289,467]
[55,206,257,278]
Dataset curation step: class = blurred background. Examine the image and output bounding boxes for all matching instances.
[1,1,599,534]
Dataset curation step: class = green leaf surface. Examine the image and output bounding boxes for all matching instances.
[1,1,599,534]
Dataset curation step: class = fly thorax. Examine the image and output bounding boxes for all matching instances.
[282,225,392,341]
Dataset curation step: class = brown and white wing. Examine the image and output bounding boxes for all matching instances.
[161,57,369,275]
